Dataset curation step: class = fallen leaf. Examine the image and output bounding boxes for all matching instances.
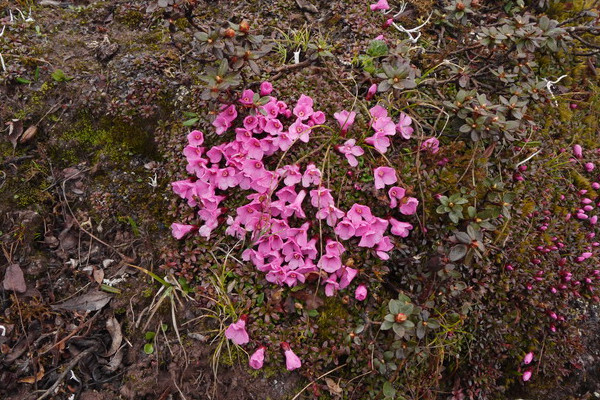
[18,364,44,384]
[105,316,122,357]
[325,378,342,396]
[51,290,113,311]
[3,264,27,293]
[6,120,23,149]
[93,267,104,284]
[19,126,37,143]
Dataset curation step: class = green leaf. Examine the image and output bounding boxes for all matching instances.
[402,320,415,329]
[51,69,72,82]
[426,319,440,329]
[416,323,425,339]
[308,309,319,317]
[16,77,32,84]
[398,303,414,315]
[455,232,471,244]
[183,118,199,127]
[183,111,198,118]
[392,324,405,338]
[145,331,156,341]
[143,343,154,354]
[100,284,121,294]
[449,244,468,261]
[381,320,394,330]
[383,381,396,398]
[256,292,264,306]
[389,299,402,314]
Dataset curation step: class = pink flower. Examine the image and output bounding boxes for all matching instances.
[337,139,364,167]
[187,130,204,146]
[366,83,377,100]
[376,236,394,260]
[334,110,356,134]
[421,137,440,154]
[399,197,419,215]
[389,218,413,237]
[318,253,342,273]
[334,219,356,240]
[225,315,250,345]
[212,116,230,135]
[289,120,311,142]
[302,164,322,187]
[585,162,595,172]
[374,166,397,189]
[260,81,273,96]
[523,352,534,365]
[171,223,196,239]
[249,346,266,369]
[370,0,390,11]
[310,110,326,125]
[282,342,302,371]
[365,131,391,153]
[396,113,414,139]
[239,89,255,106]
[355,284,367,301]
[522,370,532,382]
[388,186,406,208]
[573,144,583,159]
[370,105,388,120]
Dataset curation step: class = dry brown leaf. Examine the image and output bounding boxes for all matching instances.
[3,264,27,293]
[18,364,44,384]
[93,267,104,284]
[105,316,122,357]
[51,290,113,312]
[19,126,38,143]
[325,378,342,396]
[6,120,23,149]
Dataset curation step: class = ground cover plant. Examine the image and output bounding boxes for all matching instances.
[1,0,600,399]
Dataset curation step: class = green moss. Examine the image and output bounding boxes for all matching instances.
[116,9,146,29]
[316,297,352,340]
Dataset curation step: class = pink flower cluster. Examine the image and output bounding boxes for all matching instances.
[170,84,417,298]
[363,105,413,154]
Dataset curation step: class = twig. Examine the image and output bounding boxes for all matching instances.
[35,345,97,400]
[270,59,312,81]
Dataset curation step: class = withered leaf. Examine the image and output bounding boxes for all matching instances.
[51,290,113,311]
[19,126,37,143]
[6,120,23,149]
[105,316,122,357]
[3,264,27,293]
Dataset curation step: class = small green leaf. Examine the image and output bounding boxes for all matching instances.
[16,77,32,84]
[145,331,156,341]
[381,320,394,330]
[389,299,402,314]
[100,284,121,294]
[392,324,405,338]
[143,343,154,354]
[51,69,72,82]
[383,381,396,398]
[308,309,319,317]
[183,118,199,126]
[256,292,264,306]
[449,244,468,261]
